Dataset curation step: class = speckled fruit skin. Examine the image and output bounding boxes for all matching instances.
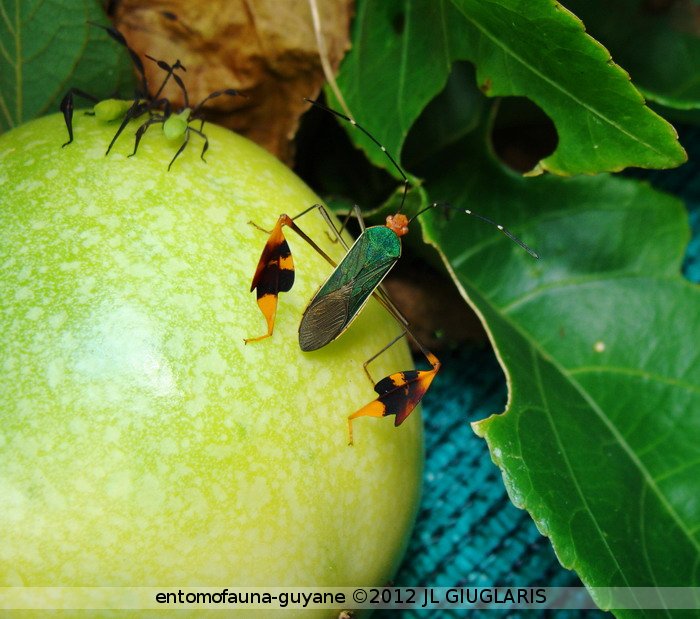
[0,114,422,616]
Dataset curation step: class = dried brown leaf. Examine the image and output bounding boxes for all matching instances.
[111,0,353,163]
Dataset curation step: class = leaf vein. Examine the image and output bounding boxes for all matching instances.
[460,273,700,568]
[0,36,12,64]
[397,0,409,132]
[653,458,700,485]
[530,345,632,585]
[0,91,12,126]
[0,0,14,34]
[557,355,700,557]
[568,366,700,396]
[451,0,666,158]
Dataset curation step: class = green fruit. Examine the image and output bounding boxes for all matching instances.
[0,114,422,614]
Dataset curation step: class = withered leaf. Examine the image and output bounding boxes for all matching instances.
[112,0,353,163]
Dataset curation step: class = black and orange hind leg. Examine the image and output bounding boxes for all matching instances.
[245,206,338,344]
[347,294,440,445]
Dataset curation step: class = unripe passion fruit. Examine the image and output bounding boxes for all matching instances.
[0,114,422,614]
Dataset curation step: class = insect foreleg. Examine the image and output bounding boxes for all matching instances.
[248,204,330,240]
[188,126,209,162]
[286,204,341,267]
[245,212,337,345]
[324,204,364,247]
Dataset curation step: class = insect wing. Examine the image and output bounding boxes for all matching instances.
[298,227,400,351]
[297,282,353,351]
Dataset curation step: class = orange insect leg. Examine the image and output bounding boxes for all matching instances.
[347,355,440,445]
[244,293,278,344]
[244,216,294,344]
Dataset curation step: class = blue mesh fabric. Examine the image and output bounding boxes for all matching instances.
[375,125,700,618]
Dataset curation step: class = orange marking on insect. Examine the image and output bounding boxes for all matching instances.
[347,401,385,446]
[347,353,441,445]
[244,294,278,344]
[385,213,409,237]
[279,254,294,271]
[245,216,295,344]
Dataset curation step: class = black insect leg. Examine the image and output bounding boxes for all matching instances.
[167,126,191,171]
[166,125,208,171]
[188,126,209,162]
[190,88,245,116]
[60,89,100,147]
[128,116,165,158]
[105,100,150,156]
[362,330,409,385]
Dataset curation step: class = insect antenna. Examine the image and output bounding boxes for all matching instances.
[88,22,149,98]
[191,89,246,116]
[146,55,187,102]
[304,97,409,214]
[410,203,539,259]
[172,72,190,108]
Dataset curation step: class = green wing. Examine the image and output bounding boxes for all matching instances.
[298,227,401,352]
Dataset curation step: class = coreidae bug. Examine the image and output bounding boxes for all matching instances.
[246,99,538,444]
[61,22,244,170]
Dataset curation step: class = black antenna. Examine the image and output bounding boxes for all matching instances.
[304,97,409,214]
[89,22,149,98]
[145,55,187,102]
[303,98,538,259]
[410,202,539,259]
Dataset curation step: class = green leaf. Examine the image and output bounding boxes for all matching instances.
[418,128,700,614]
[0,0,134,134]
[562,0,700,112]
[402,61,485,172]
[330,0,686,177]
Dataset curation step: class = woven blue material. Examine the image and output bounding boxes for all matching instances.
[376,125,700,618]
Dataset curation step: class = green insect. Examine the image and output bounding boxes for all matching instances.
[61,22,244,170]
[60,22,182,149]
[246,99,539,444]
[126,86,243,171]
